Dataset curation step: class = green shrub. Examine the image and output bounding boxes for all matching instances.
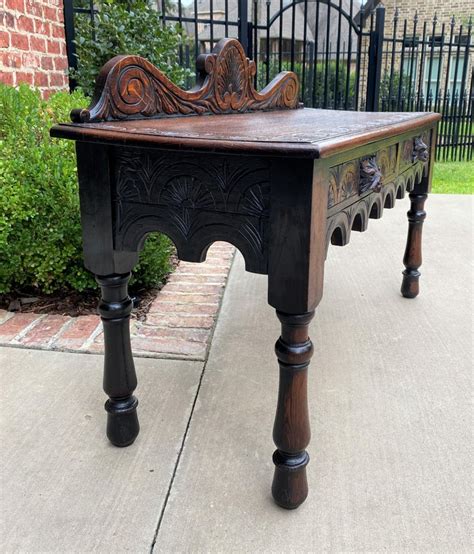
[71,0,191,96]
[257,59,356,109]
[0,83,173,295]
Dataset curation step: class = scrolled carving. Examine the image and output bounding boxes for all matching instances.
[71,38,300,123]
[412,136,429,163]
[359,157,383,194]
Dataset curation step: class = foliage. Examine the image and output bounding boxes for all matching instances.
[432,161,474,194]
[0,84,173,295]
[257,59,356,109]
[379,70,414,109]
[70,0,191,96]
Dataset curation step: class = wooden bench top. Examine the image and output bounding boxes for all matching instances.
[51,108,440,159]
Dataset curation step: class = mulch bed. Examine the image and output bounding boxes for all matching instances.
[0,256,179,321]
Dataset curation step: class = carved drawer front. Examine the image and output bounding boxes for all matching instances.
[327,144,398,209]
[110,147,271,273]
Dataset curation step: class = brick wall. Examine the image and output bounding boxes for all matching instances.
[382,0,474,29]
[0,0,69,97]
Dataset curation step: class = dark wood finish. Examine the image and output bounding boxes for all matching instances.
[359,156,383,194]
[52,107,440,160]
[49,38,441,510]
[97,273,139,447]
[70,38,300,124]
[401,193,428,298]
[272,310,314,509]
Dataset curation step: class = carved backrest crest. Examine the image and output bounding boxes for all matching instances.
[71,38,301,123]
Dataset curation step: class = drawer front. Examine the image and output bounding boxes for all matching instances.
[327,130,431,211]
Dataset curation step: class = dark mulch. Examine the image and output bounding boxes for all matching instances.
[0,257,179,320]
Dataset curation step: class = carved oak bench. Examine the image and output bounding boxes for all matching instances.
[51,38,440,510]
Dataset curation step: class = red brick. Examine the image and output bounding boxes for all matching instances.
[148,301,219,316]
[16,71,34,85]
[20,315,69,346]
[40,55,53,70]
[21,51,39,67]
[135,325,210,343]
[175,264,228,276]
[163,282,224,294]
[131,337,207,358]
[6,0,24,12]
[47,39,60,54]
[0,313,41,342]
[33,71,48,87]
[168,273,226,284]
[49,71,66,87]
[43,6,57,21]
[17,14,33,32]
[53,315,101,350]
[25,0,42,17]
[53,55,67,70]
[30,35,46,52]
[159,291,221,304]
[2,51,22,68]
[51,22,64,39]
[0,310,14,325]
[0,72,14,85]
[10,32,28,50]
[34,19,49,35]
[0,31,10,48]
[0,11,15,29]
[145,314,215,329]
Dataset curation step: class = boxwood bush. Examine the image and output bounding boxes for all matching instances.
[0,83,173,295]
[71,0,190,96]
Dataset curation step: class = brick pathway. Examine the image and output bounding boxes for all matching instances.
[0,243,235,361]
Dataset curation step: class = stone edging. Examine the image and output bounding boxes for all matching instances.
[0,243,235,361]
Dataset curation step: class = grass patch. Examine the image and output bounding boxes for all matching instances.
[432,161,474,194]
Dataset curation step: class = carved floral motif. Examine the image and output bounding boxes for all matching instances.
[71,38,300,123]
[412,136,429,163]
[359,157,383,194]
[402,131,430,167]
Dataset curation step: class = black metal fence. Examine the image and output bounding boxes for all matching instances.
[63,0,473,161]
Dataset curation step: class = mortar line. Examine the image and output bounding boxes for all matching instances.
[149,250,236,553]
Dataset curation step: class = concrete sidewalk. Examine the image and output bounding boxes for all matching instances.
[1,194,472,552]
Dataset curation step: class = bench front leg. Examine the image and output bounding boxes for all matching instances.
[272,310,315,509]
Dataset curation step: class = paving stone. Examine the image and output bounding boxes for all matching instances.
[0,313,42,342]
[147,301,220,316]
[145,314,215,329]
[158,292,221,304]
[19,315,70,347]
[131,337,207,359]
[52,315,101,350]
[0,310,14,325]
[135,325,210,343]
[167,273,227,284]
[174,264,230,275]
[163,282,225,294]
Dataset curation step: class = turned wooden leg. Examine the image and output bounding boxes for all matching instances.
[401,192,427,298]
[96,273,139,447]
[272,310,315,509]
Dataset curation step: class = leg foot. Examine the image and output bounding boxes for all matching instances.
[105,396,139,447]
[272,311,314,509]
[401,192,427,298]
[97,273,139,447]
